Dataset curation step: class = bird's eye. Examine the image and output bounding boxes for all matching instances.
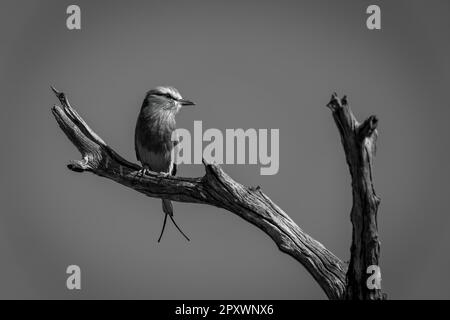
[167,94,178,101]
[151,92,174,100]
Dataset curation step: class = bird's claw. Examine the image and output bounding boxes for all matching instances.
[133,169,170,182]
[157,171,170,184]
[133,167,150,179]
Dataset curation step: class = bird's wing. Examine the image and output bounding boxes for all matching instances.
[171,132,179,176]
[171,163,177,176]
[172,130,180,148]
[134,122,141,163]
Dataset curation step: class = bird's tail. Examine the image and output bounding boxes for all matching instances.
[158,199,190,242]
[162,198,174,217]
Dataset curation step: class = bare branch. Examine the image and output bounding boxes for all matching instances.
[327,93,384,300]
[358,115,379,140]
[51,87,346,300]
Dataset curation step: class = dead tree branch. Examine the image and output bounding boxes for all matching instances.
[51,87,384,299]
[327,93,383,300]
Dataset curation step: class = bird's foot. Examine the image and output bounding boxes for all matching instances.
[133,167,151,179]
[157,171,170,184]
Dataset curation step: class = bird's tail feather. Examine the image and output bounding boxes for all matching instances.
[158,199,190,242]
[162,199,174,217]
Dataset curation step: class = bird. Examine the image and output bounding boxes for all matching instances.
[134,86,195,242]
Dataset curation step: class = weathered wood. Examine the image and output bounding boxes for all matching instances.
[51,87,347,300]
[326,93,384,300]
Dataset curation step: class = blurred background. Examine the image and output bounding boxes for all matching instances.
[0,0,449,299]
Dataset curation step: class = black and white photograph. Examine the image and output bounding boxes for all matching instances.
[1,0,449,308]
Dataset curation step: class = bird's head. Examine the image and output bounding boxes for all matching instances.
[143,86,195,114]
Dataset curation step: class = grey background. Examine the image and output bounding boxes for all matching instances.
[0,0,449,299]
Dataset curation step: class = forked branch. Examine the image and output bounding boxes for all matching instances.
[327,93,383,300]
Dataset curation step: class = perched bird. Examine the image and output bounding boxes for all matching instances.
[134,86,195,242]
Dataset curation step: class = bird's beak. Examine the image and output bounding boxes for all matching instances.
[179,99,196,106]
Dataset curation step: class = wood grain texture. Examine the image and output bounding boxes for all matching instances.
[51,87,385,300]
[326,93,384,300]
